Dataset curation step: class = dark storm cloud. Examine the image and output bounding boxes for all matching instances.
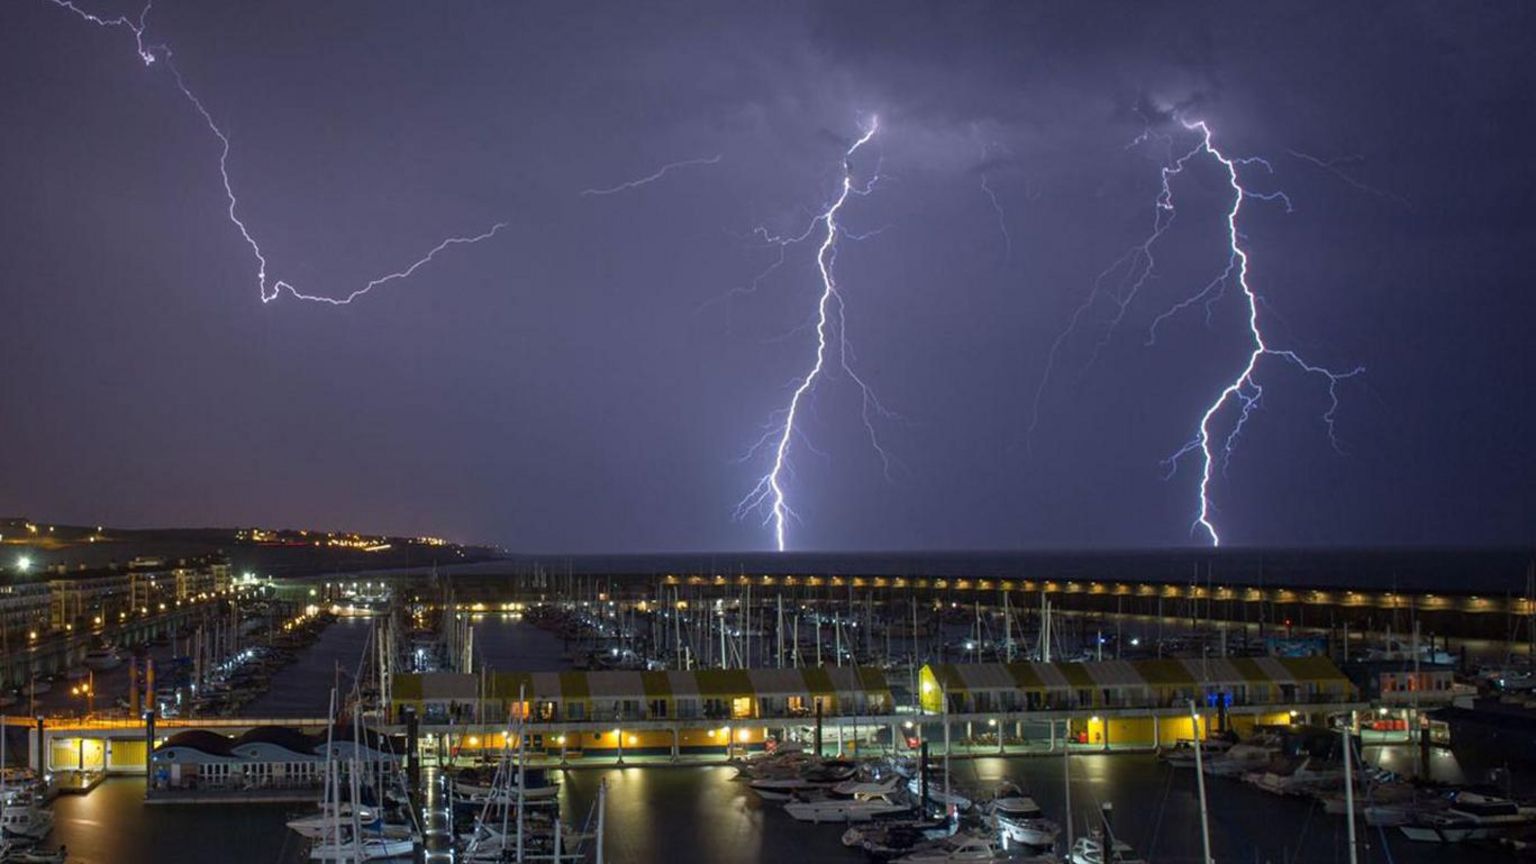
[0,1,1531,552]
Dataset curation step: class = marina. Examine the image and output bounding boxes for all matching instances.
[3,559,1536,862]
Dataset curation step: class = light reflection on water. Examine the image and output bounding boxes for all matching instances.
[49,755,1505,864]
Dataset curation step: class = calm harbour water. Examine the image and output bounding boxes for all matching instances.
[32,616,1512,863]
[50,756,1498,864]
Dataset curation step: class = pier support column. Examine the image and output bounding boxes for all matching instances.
[560,735,568,768]
[1048,718,1055,753]
[836,721,844,756]
[1152,714,1160,749]
[670,729,679,763]
[144,710,156,792]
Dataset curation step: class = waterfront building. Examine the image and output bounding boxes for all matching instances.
[0,554,233,685]
[390,665,893,725]
[917,656,1354,714]
[149,725,398,795]
[382,657,1358,758]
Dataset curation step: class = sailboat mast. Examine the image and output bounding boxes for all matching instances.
[1063,718,1072,849]
[1189,700,1214,864]
[1342,722,1359,864]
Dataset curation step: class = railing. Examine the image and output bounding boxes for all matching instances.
[38,715,330,732]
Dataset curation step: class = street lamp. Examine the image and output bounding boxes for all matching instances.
[71,675,94,716]
[16,555,31,573]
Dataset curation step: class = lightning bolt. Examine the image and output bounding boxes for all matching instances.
[579,155,722,197]
[735,117,891,552]
[1286,149,1411,207]
[41,0,507,306]
[1156,119,1364,545]
[1030,118,1362,544]
[978,143,1012,262]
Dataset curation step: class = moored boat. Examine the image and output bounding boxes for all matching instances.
[985,783,1060,848]
[0,795,53,842]
[1398,791,1536,843]
[784,789,911,823]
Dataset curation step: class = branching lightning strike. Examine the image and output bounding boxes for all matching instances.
[42,0,507,306]
[1161,120,1363,544]
[579,155,722,197]
[1032,118,1362,545]
[735,117,892,552]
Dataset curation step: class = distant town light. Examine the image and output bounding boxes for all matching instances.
[16,555,31,573]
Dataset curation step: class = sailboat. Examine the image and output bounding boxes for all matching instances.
[460,695,587,863]
[0,720,52,844]
[985,783,1060,848]
[306,690,413,862]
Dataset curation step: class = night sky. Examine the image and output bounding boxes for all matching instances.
[2,1,1532,553]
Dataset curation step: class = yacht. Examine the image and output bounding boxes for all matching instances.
[1243,756,1343,797]
[784,789,912,823]
[986,784,1060,848]
[1201,731,1281,777]
[749,763,857,801]
[1398,791,1536,843]
[0,794,53,841]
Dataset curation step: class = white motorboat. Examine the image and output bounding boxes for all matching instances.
[1399,792,1536,843]
[0,795,54,841]
[1200,731,1280,777]
[784,790,912,823]
[1243,756,1343,797]
[986,784,1060,847]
